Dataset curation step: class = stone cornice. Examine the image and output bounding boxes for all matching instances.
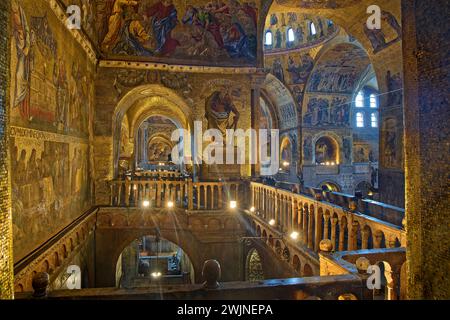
[99,60,266,75]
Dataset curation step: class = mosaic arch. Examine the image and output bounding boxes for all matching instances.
[303,42,371,128]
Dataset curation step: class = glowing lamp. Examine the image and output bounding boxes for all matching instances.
[290,231,299,240]
[250,206,255,213]
[269,219,276,226]
[167,201,174,208]
[142,200,150,208]
[229,201,237,209]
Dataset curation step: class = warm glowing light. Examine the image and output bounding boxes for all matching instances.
[151,271,162,278]
[167,201,174,208]
[331,162,335,166]
[142,200,150,207]
[133,185,137,190]
[283,161,290,167]
[230,201,237,209]
[290,231,299,240]
[250,206,255,212]
[269,219,276,226]
[326,162,330,166]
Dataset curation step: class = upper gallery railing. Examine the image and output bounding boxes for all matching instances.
[249,182,406,253]
[109,178,245,211]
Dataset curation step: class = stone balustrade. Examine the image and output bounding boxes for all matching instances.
[13,208,98,294]
[17,260,370,300]
[109,179,245,211]
[250,182,406,254]
[319,247,406,300]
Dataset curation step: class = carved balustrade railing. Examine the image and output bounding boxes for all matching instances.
[109,179,245,211]
[250,182,406,254]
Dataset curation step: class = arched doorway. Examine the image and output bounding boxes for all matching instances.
[116,234,195,288]
[112,84,193,179]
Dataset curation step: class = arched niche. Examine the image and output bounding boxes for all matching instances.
[314,136,339,165]
[280,136,293,171]
[116,234,195,287]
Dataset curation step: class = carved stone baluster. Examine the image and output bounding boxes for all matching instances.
[196,185,201,209]
[323,213,330,242]
[347,220,359,251]
[302,205,308,245]
[373,231,383,249]
[218,184,223,209]
[204,185,208,209]
[156,182,161,207]
[314,208,322,252]
[361,228,370,249]
[307,208,314,249]
[188,179,193,210]
[125,180,130,206]
[330,217,338,251]
[338,219,346,251]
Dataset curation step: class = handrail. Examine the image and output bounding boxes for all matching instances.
[14,206,98,274]
[108,179,246,211]
[249,182,405,254]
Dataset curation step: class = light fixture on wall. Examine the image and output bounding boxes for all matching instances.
[229,201,237,209]
[142,200,150,208]
[269,219,276,226]
[282,161,290,167]
[250,206,255,213]
[290,231,299,240]
[167,201,174,208]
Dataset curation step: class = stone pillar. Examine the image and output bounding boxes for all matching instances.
[302,206,308,244]
[250,74,265,176]
[338,219,346,251]
[373,232,383,249]
[142,124,148,167]
[402,0,450,299]
[361,228,370,249]
[347,221,358,251]
[314,209,322,252]
[0,0,14,299]
[307,210,314,249]
[323,214,330,241]
[330,217,338,251]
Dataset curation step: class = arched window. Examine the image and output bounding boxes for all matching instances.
[356,112,364,127]
[356,91,364,107]
[370,93,377,108]
[265,31,273,46]
[310,22,317,36]
[287,27,295,42]
[371,113,378,127]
